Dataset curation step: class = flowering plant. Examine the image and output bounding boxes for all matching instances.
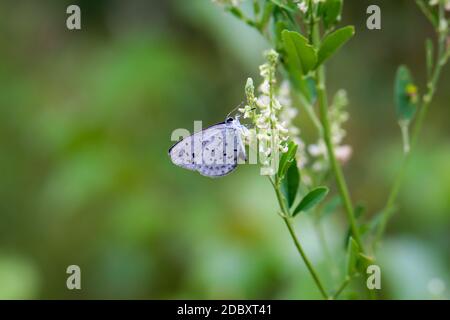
[213,0,449,299]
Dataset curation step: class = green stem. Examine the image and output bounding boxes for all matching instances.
[331,275,352,300]
[311,22,365,253]
[283,217,329,299]
[374,4,448,247]
[271,179,329,299]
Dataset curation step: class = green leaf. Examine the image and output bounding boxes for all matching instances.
[317,26,355,66]
[277,141,297,180]
[322,0,343,30]
[273,4,298,29]
[358,252,375,265]
[269,0,297,12]
[282,30,318,74]
[292,186,329,216]
[253,0,261,16]
[281,158,300,208]
[228,7,244,20]
[274,20,288,50]
[356,252,375,273]
[394,65,418,122]
[346,236,359,276]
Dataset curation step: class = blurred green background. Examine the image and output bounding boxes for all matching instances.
[0,0,448,299]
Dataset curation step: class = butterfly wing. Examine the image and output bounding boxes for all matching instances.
[168,121,245,178]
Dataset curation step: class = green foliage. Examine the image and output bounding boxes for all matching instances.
[394,65,418,122]
[269,0,296,12]
[346,237,359,276]
[1,0,449,301]
[281,30,318,74]
[321,0,343,30]
[280,30,317,101]
[317,26,355,66]
[277,140,298,180]
[343,203,367,247]
[281,158,300,208]
[258,1,275,30]
[292,186,329,216]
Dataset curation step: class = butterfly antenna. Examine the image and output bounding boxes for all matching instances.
[226,101,245,120]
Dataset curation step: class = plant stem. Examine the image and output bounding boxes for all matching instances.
[271,178,329,299]
[283,217,329,299]
[311,22,365,253]
[374,5,448,247]
[331,276,352,300]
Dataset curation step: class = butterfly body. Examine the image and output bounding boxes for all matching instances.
[168,117,247,178]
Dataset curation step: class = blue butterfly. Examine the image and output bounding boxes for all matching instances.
[169,117,248,177]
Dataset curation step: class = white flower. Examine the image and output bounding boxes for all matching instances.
[308,142,326,157]
[280,144,289,153]
[309,89,352,171]
[335,145,352,163]
[259,80,270,95]
[297,1,308,13]
[238,105,253,118]
[240,49,301,175]
[257,133,271,141]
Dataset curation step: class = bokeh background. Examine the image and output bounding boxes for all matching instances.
[0,0,448,299]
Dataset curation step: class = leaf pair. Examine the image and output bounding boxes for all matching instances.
[281,26,354,102]
[282,26,354,71]
[281,30,316,101]
[278,141,329,217]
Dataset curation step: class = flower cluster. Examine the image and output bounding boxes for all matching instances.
[277,81,308,168]
[239,50,293,174]
[308,89,352,171]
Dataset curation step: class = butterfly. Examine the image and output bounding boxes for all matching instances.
[168,117,248,177]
